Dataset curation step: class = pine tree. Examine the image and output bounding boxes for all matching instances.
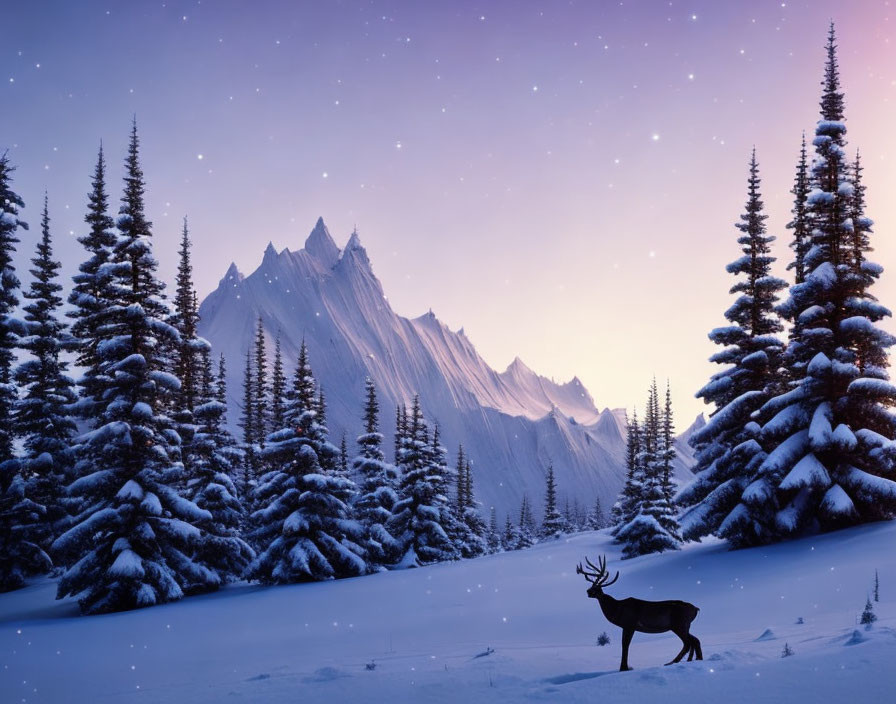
[860,597,877,627]
[270,333,286,431]
[352,378,398,568]
[0,153,25,462]
[516,494,537,548]
[679,151,787,546]
[616,381,681,558]
[487,506,502,553]
[238,347,257,497]
[587,495,605,530]
[394,403,407,466]
[253,317,269,448]
[660,381,676,501]
[388,396,458,566]
[0,463,52,592]
[54,121,209,614]
[185,349,254,592]
[787,134,812,287]
[457,454,487,557]
[455,444,468,515]
[755,25,896,540]
[541,463,564,538]
[503,513,518,551]
[611,409,644,534]
[848,150,872,272]
[68,144,117,419]
[249,345,365,583]
[14,195,77,543]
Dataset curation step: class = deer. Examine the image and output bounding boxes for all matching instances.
[576,555,702,671]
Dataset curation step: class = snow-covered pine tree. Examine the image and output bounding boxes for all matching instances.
[540,462,564,538]
[352,377,398,569]
[678,150,787,546]
[455,444,468,515]
[502,512,518,551]
[0,462,52,592]
[253,317,269,451]
[616,381,681,558]
[270,333,286,432]
[848,150,872,272]
[660,381,676,501]
[54,121,211,614]
[14,195,77,543]
[238,347,257,498]
[752,25,896,540]
[487,506,502,553]
[68,144,117,420]
[185,348,254,592]
[458,454,487,557]
[0,153,26,463]
[248,343,365,583]
[611,409,643,535]
[394,403,407,466]
[516,494,537,548]
[787,134,812,288]
[586,495,605,530]
[387,396,458,566]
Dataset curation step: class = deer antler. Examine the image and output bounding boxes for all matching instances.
[583,555,619,588]
[576,562,598,583]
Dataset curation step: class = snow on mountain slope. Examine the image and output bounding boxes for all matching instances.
[3,521,894,703]
[197,218,694,519]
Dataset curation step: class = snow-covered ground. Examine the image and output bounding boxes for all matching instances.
[2,522,895,703]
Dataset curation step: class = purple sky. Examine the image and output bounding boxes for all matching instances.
[3,0,896,422]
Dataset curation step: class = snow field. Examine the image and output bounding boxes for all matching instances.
[2,521,895,703]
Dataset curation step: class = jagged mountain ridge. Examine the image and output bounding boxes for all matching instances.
[197,218,693,521]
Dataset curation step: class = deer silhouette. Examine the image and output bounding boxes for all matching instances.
[577,555,702,671]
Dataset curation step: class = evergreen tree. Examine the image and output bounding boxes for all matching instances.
[171,218,200,414]
[248,346,365,583]
[394,403,407,466]
[0,153,25,462]
[352,378,398,568]
[68,144,116,419]
[270,333,286,431]
[616,381,681,558]
[54,121,209,614]
[660,381,676,501]
[185,349,254,592]
[516,494,537,548]
[586,495,605,530]
[752,25,896,541]
[253,317,269,448]
[14,195,77,542]
[487,506,502,553]
[786,133,812,287]
[611,409,643,534]
[456,454,487,557]
[387,396,458,566]
[679,151,787,546]
[0,463,51,592]
[238,347,257,497]
[455,444,468,514]
[540,462,564,538]
[503,513,518,551]
[848,150,872,272]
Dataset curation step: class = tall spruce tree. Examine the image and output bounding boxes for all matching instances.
[54,121,210,614]
[0,155,49,591]
[248,343,365,582]
[68,144,117,419]
[238,347,257,497]
[516,494,537,548]
[540,462,565,538]
[487,506,502,553]
[678,150,788,545]
[185,349,253,592]
[0,153,25,461]
[611,409,643,534]
[787,134,812,287]
[14,195,77,542]
[388,396,458,566]
[253,317,269,449]
[270,333,286,431]
[352,378,398,569]
[749,25,896,541]
[616,381,681,557]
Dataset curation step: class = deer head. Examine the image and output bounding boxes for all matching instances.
[576,555,619,599]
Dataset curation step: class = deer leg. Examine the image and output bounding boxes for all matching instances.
[665,629,690,666]
[620,629,634,671]
[689,635,702,661]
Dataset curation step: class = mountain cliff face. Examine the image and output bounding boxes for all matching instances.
[198,218,694,522]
